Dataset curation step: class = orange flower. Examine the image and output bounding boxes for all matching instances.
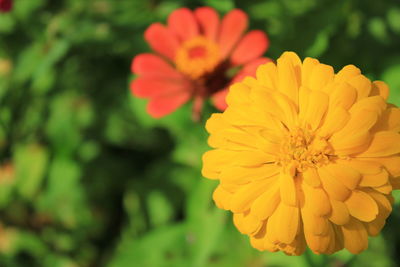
[202,52,400,255]
[131,7,270,120]
[0,0,12,12]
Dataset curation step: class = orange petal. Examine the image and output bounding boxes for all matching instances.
[194,7,219,41]
[132,53,183,79]
[218,9,248,58]
[144,23,180,60]
[231,30,269,65]
[147,93,190,118]
[168,8,199,41]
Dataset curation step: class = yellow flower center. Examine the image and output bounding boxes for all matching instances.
[175,36,220,79]
[277,127,331,172]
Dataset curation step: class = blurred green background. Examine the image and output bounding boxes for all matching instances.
[1,0,400,266]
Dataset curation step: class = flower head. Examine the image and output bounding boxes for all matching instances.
[0,0,12,12]
[202,51,400,255]
[131,7,270,120]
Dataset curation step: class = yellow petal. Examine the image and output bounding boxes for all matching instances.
[202,149,237,179]
[277,52,301,106]
[365,213,386,236]
[302,90,329,130]
[345,190,378,222]
[302,168,321,187]
[230,178,275,213]
[328,198,350,225]
[370,81,389,100]
[233,212,263,235]
[337,159,382,175]
[302,182,331,216]
[266,206,280,244]
[276,203,300,244]
[318,166,351,201]
[256,61,278,89]
[301,57,320,86]
[249,224,272,251]
[335,65,361,83]
[317,107,350,137]
[368,156,400,177]
[367,189,392,217]
[323,163,361,190]
[332,109,378,139]
[308,64,334,92]
[342,218,368,254]
[302,209,330,249]
[330,130,371,155]
[357,131,400,157]
[225,82,251,107]
[234,150,277,167]
[349,95,386,115]
[279,171,297,206]
[205,113,229,134]
[359,169,388,187]
[374,182,392,194]
[347,74,371,100]
[212,185,233,210]
[220,165,280,184]
[372,107,400,133]
[329,82,357,110]
[251,182,280,220]
[249,87,287,124]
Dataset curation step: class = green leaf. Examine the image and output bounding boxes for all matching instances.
[109,224,186,267]
[382,64,400,106]
[14,144,48,200]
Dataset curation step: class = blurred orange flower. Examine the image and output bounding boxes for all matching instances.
[202,51,400,255]
[0,0,12,12]
[131,7,270,120]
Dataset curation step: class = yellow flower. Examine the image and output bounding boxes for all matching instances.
[202,51,400,255]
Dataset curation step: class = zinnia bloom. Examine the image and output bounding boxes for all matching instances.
[202,51,400,255]
[131,7,270,120]
[0,0,12,12]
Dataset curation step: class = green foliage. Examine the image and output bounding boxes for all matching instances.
[0,0,400,266]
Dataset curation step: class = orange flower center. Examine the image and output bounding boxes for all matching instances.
[175,36,220,79]
[277,127,331,172]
